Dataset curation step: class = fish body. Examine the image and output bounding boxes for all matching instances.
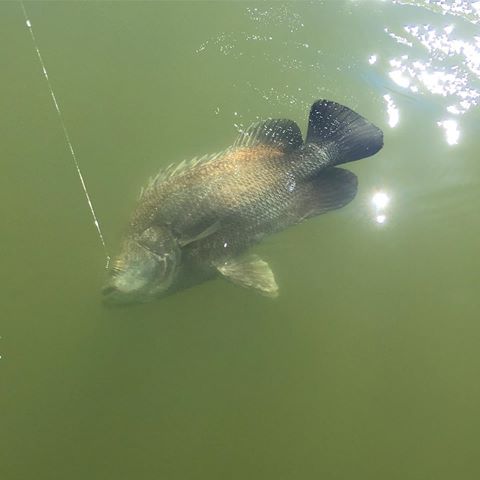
[103,100,383,304]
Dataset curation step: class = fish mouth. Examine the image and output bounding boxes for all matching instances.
[101,283,150,307]
[101,285,117,296]
[101,284,133,306]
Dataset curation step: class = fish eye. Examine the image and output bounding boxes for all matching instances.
[137,240,162,257]
[137,235,170,258]
[134,241,172,278]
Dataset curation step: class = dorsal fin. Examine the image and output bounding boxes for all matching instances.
[233,119,303,152]
[139,150,225,199]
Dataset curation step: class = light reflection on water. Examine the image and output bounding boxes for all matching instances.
[369,0,480,145]
[394,0,480,24]
[198,1,479,148]
[371,191,391,225]
[437,118,460,145]
[383,93,400,127]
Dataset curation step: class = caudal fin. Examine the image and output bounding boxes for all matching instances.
[306,100,383,165]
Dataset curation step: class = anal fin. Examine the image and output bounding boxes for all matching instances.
[288,167,358,222]
[216,255,278,297]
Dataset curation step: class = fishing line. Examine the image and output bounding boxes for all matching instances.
[20,2,110,268]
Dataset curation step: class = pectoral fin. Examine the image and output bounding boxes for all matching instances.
[216,255,278,297]
[178,221,221,247]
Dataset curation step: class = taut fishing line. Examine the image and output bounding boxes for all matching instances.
[20,2,110,268]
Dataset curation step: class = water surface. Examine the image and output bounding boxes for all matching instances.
[1,2,480,479]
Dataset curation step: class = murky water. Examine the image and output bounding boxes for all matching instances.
[2,2,480,479]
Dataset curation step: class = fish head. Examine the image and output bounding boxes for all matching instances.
[102,226,179,305]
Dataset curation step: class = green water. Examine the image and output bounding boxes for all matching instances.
[2,1,480,479]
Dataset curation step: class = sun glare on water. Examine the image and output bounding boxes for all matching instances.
[371,191,391,225]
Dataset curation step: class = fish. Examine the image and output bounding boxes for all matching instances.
[102,100,383,304]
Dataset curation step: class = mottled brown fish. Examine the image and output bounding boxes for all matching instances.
[103,100,383,304]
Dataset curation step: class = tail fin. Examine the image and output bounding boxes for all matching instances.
[306,100,383,165]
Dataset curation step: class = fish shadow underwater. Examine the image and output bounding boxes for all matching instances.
[103,100,383,305]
